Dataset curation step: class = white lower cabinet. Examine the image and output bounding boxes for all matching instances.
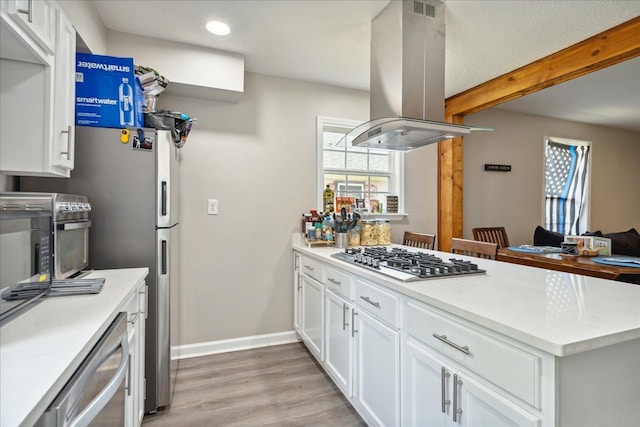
[324,288,354,397]
[354,308,400,427]
[403,338,449,427]
[293,253,301,332]
[293,249,640,427]
[402,337,540,427]
[124,282,147,427]
[300,273,324,361]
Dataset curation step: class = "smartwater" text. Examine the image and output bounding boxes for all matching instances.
[76,60,131,73]
[77,97,118,105]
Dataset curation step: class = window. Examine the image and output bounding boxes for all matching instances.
[317,116,404,214]
[544,137,591,234]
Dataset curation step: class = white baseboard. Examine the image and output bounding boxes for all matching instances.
[171,330,300,360]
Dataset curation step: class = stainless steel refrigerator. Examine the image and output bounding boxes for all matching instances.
[21,126,180,414]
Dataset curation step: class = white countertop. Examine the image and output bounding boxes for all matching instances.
[0,268,149,427]
[293,236,640,357]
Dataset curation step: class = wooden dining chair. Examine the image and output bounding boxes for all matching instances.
[403,231,436,250]
[472,227,510,249]
[450,237,498,259]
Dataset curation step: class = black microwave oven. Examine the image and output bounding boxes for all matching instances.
[0,210,52,324]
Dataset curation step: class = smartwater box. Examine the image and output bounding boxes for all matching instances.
[75,53,143,128]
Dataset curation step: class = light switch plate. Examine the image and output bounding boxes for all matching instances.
[207,199,219,215]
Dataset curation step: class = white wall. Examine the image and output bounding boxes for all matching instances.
[156,73,368,345]
[463,108,640,245]
[57,0,107,54]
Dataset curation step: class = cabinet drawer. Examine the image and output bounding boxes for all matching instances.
[406,300,541,408]
[325,266,353,300]
[300,255,324,283]
[355,279,400,328]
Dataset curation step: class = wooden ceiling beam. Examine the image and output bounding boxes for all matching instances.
[446,16,640,118]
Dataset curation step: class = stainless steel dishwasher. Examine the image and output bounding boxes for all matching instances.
[35,312,129,427]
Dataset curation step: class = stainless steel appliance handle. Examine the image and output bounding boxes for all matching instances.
[161,240,167,274]
[433,333,470,354]
[68,328,130,427]
[161,181,167,216]
[17,0,33,22]
[56,220,92,231]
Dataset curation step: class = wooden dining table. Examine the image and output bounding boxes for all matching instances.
[496,248,640,284]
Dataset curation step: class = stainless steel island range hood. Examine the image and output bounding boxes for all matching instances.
[343,0,486,151]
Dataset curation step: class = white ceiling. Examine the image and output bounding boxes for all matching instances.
[91,0,640,131]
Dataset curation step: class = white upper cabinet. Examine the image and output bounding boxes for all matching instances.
[0,0,76,177]
[4,0,56,54]
[51,7,75,171]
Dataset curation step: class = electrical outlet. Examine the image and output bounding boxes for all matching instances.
[207,199,219,215]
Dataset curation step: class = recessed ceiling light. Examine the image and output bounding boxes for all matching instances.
[206,21,230,36]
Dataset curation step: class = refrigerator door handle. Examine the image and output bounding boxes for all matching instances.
[161,240,167,275]
[161,181,167,216]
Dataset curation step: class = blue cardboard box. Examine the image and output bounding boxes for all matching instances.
[75,53,143,128]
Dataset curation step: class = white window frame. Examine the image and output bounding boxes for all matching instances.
[542,136,592,234]
[316,116,405,219]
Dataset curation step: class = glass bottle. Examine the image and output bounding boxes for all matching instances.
[323,185,335,213]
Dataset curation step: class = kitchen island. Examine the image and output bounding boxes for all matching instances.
[0,268,148,427]
[292,235,640,426]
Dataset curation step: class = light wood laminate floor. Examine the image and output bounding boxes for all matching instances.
[142,342,366,426]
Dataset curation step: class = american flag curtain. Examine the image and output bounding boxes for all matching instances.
[544,139,590,234]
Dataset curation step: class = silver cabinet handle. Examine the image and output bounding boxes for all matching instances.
[139,287,147,316]
[351,309,358,337]
[17,0,33,23]
[453,374,463,422]
[342,303,349,330]
[126,353,132,396]
[328,277,341,285]
[303,264,314,271]
[441,367,451,413]
[144,285,149,319]
[433,333,470,354]
[360,295,380,308]
[60,125,72,160]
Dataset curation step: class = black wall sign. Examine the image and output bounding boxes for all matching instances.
[484,164,512,172]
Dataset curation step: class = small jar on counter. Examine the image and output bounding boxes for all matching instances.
[360,220,378,246]
[348,224,361,246]
[376,220,391,245]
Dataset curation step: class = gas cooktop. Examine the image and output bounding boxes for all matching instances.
[331,247,486,282]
